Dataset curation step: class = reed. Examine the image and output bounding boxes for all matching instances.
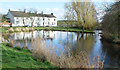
[31,38,104,68]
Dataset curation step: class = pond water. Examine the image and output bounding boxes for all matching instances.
[4,30,120,68]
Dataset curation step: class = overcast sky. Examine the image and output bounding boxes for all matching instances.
[0,0,116,21]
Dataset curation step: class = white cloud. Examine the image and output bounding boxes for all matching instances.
[0,8,8,14]
[53,8,59,11]
[0,0,69,2]
[0,0,118,2]
[10,8,19,11]
[0,8,3,13]
[45,8,51,11]
[0,7,65,20]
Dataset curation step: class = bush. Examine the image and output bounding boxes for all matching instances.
[14,46,22,50]
[22,46,28,49]
[102,2,120,41]
[14,28,21,32]
[6,42,13,47]
[2,34,9,39]
[31,38,104,68]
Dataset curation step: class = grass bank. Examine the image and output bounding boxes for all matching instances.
[1,43,55,68]
[0,27,94,33]
[32,27,93,32]
[0,27,7,33]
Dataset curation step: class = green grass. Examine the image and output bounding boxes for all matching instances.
[32,27,93,32]
[0,27,6,33]
[1,43,55,68]
[1,26,94,33]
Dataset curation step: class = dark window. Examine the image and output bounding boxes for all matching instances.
[54,19,56,21]
[16,21,19,24]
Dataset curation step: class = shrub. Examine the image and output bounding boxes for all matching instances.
[6,42,13,47]
[23,46,28,49]
[31,38,104,68]
[14,28,21,32]
[14,46,22,50]
[9,30,14,33]
[102,2,120,41]
[22,46,31,53]
[29,28,34,31]
[9,28,14,33]
[2,34,9,39]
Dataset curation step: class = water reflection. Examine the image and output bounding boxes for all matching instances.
[12,30,56,40]
[3,30,120,68]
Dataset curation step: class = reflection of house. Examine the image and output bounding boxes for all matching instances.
[6,9,57,27]
[13,30,56,40]
[43,31,55,39]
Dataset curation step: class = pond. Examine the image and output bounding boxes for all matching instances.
[4,30,120,68]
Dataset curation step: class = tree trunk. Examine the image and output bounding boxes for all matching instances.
[82,26,84,34]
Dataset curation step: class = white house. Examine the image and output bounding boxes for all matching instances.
[6,9,57,27]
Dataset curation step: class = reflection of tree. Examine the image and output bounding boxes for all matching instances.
[63,32,74,47]
[80,33,84,40]
[101,40,120,67]
[71,33,95,55]
[67,32,68,44]
[77,32,80,41]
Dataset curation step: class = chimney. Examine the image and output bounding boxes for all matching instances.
[9,9,10,11]
[51,13,53,15]
[35,11,37,14]
[41,11,43,14]
[24,9,26,13]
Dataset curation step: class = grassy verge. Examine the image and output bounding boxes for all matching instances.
[1,43,55,68]
[32,27,93,32]
[1,26,94,33]
[0,27,7,33]
[32,27,93,33]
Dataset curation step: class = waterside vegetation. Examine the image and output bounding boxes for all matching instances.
[32,38,104,68]
[1,43,55,68]
[102,2,120,44]
[0,26,94,33]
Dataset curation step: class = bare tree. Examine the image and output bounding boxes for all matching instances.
[28,8,38,14]
[30,17,35,27]
[28,8,38,27]
[64,0,97,32]
[19,9,26,27]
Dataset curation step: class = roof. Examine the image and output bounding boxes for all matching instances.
[10,11,56,18]
[38,14,56,18]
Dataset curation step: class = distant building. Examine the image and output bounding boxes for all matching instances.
[6,9,57,27]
